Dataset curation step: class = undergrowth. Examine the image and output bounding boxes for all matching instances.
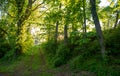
[41,27,120,76]
[0,27,120,76]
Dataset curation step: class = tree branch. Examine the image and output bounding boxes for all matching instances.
[32,2,44,11]
[0,27,7,34]
[114,11,119,29]
[6,12,16,18]
[37,6,52,18]
[20,0,32,24]
[32,0,37,4]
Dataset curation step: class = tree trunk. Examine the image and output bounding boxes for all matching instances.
[64,24,68,45]
[90,0,106,59]
[15,18,24,56]
[54,21,59,43]
[114,11,119,29]
[83,0,86,35]
[48,24,51,41]
[15,0,24,56]
[54,3,61,44]
[107,19,110,28]
[15,0,32,56]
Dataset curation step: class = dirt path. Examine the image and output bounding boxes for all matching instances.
[0,48,96,76]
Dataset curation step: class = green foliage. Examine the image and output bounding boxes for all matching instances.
[41,40,57,56]
[68,28,120,76]
[69,55,84,70]
[105,27,120,57]
[0,19,12,58]
[42,31,100,68]
[0,0,120,75]
[41,40,71,67]
[53,44,70,67]
[69,54,120,76]
[69,31,99,57]
[22,34,34,53]
[0,40,11,58]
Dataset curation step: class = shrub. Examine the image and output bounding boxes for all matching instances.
[0,39,11,58]
[53,44,70,67]
[41,40,57,55]
[105,27,120,57]
[69,55,84,70]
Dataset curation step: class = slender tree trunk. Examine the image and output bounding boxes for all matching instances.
[83,0,86,35]
[64,24,68,45]
[90,0,106,59]
[54,3,61,44]
[48,24,51,41]
[54,21,59,43]
[114,11,119,29]
[107,19,110,28]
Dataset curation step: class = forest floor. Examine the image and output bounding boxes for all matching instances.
[0,46,95,76]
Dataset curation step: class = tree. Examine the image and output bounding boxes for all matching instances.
[54,3,61,44]
[113,0,120,29]
[90,0,106,59]
[64,7,70,45]
[108,0,120,28]
[83,0,86,36]
[64,24,68,45]
[15,0,32,56]
[98,6,114,29]
[14,0,45,56]
[114,11,119,28]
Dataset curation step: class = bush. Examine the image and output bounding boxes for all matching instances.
[0,39,11,58]
[53,44,70,67]
[41,40,57,55]
[105,27,120,57]
[69,55,84,71]
[69,54,120,76]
